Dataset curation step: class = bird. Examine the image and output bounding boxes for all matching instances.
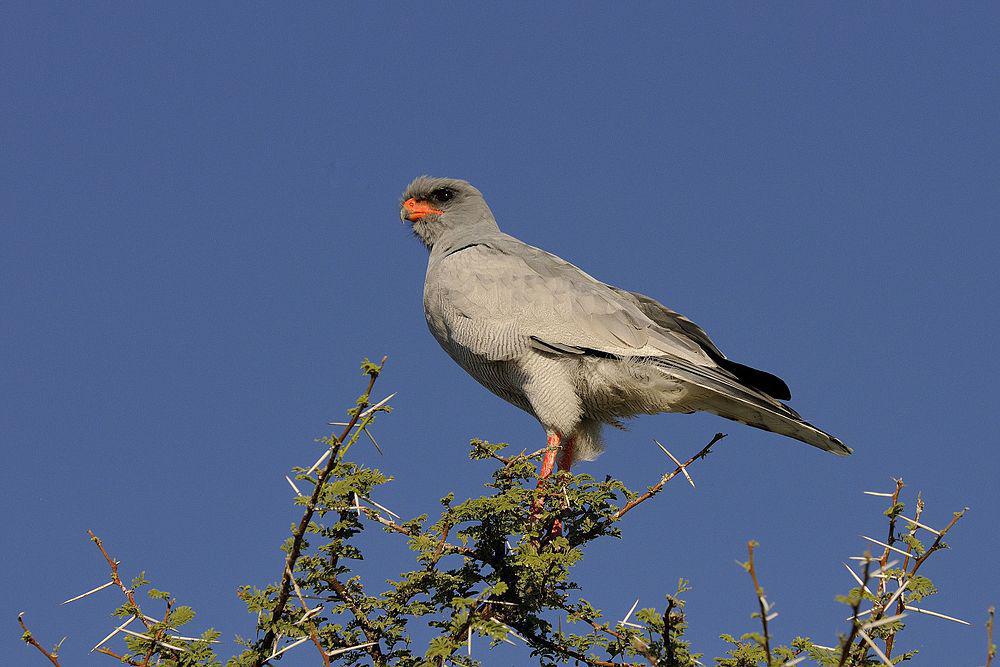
[400,175,850,488]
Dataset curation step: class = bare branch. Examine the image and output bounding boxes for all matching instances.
[18,613,61,667]
[615,433,725,521]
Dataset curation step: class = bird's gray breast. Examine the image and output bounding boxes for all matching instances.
[423,249,534,411]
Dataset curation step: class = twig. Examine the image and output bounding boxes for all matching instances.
[139,598,175,666]
[87,531,152,631]
[909,507,968,577]
[663,595,677,667]
[324,571,386,666]
[18,613,61,666]
[285,564,331,666]
[361,505,477,559]
[838,553,873,667]
[511,620,643,667]
[653,440,695,488]
[95,647,142,665]
[745,541,772,665]
[615,433,725,521]
[550,599,657,666]
[255,357,388,665]
[987,606,996,667]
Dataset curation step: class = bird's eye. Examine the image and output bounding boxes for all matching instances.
[430,188,454,203]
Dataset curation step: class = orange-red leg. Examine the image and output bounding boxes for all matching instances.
[531,433,561,522]
[532,433,572,538]
[557,437,576,472]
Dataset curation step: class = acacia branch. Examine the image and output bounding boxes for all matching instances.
[614,433,725,521]
[581,615,660,667]
[255,357,387,664]
[87,531,152,631]
[324,571,386,666]
[909,507,967,577]
[140,598,173,666]
[509,618,644,667]
[18,613,61,666]
[838,554,873,667]
[987,606,996,667]
[362,506,478,559]
[96,647,142,665]
[745,541,772,665]
[663,596,677,667]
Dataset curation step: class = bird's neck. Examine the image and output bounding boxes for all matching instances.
[429,217,502,260]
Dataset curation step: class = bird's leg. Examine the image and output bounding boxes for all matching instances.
[548,437,576,538]
[530,432,572,538]
[556,437,575,473]
[539,432,560,479]
[530,432,561,527]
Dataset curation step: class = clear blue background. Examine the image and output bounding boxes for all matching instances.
[3,3,997,665]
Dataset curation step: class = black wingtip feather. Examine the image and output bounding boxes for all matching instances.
[715,358,792,401]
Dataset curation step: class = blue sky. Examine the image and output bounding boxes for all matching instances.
[3,3,998,665]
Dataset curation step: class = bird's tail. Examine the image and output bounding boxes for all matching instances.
[650,357,852,456]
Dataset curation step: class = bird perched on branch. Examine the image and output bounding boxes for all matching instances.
[401,176,850,486]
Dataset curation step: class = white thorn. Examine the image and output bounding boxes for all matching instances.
[467,626,472,656]
[62,580,115,605]
[765,611,779,622]
[305,449,331,476]
[294,605,324,626]
[847,607,875,621]
[359,392,396,418]
[360,496,400,519]
[863,612,908,631]
[898,515,941,535]
[285,475,302,497]
[620,598,640,625]
[882,579,909,612]
[867,559,899,579]
[781,656,809,666]
[904,605,971,625]
[286,563,309,610]
[842,562,875,596]
[120,628,186,653]
[810,643,839,651]
[267,635,311,660]
[860,535,914,559]
[863,491,895,497]
[654,440,695,488]
[327,641,378,657]
[354,493,362,517]
[91,615,136,652]
[363,427,384,455]
[168,634,221,643]
[857,629,893,666]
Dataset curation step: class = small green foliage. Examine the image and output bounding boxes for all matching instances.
[148,588,171,600]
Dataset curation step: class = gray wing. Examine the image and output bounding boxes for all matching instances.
[607,286,792,400]
[429,238,713,365]
[606,286,726,358]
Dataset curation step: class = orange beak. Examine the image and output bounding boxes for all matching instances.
[401,197,444,222]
